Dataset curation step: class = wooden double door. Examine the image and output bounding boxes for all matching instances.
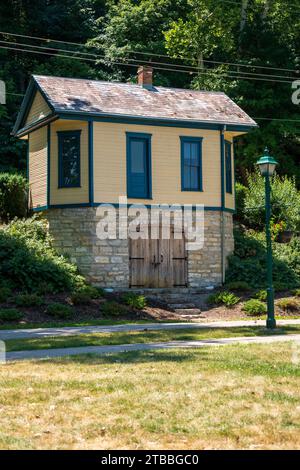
[129,228,188,288]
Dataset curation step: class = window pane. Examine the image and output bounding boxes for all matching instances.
[182,140,201,190]
[130,140,145,174]
[184,165,191,189]
[60,133,80,187]
[190,166,199,189]
[225,143,232,193]
[183,142,191,162]
[190,143,199,165]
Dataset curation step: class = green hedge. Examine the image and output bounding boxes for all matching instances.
[0,173,28,222]
[0,216,85,292]
[226,229,300,290]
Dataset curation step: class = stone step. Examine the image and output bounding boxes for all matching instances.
[173,308,202,316]
[167,303,196,309]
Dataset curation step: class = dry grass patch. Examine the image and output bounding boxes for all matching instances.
[5,325,300,352]
[0,342,300,449]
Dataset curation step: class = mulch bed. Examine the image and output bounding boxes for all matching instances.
[0,290,299,327]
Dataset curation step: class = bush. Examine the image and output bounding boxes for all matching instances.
[47,303,73,319]
[0,217,85,292]
[277,298,300,312]
[242,299,267,316]
[226,229,299,289]
[255,290,267,302]
[75,285,104,299]
[0,173,28,222]
[235,183,248,224]
[207,291,240,308]
[102,301,128,317]
[0,287,12,303]
[242,171,300,231]
[224,281,252,292]
[15,294,43,307]
[0,308,23,321]
[70,292,91,305]
[122,293,147,309]
[292,289,300,297]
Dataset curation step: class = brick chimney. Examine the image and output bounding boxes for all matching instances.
[137,65,153,88]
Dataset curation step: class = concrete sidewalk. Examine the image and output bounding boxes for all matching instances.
[5,333,300,362]
[1,319,300,341]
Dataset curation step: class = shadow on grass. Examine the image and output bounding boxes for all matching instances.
[40,348,210,366]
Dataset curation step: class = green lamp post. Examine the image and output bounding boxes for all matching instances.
[256,148,278,329]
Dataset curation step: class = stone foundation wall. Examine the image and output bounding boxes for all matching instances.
[46,207,234,290]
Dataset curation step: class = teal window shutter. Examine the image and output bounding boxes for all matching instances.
[225,141,233,194]
[180,136,203,191]
[58,130,81,188]
[126,132,152,199]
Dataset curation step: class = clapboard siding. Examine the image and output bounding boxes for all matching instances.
[93,121,228,208]
[49,120,89,205]
[25,91,51,127]
[28,126,48,208]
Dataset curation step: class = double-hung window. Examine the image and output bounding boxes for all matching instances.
[58,130,81,188]
[126,132,152,199]
[225,141,233,194]
[180,137,203,191]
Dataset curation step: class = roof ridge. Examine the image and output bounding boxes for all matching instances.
[33,74,226,95]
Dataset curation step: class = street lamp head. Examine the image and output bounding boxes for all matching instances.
[256,147,278,177]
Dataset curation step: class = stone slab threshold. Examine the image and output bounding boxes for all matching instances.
[1,319,300,341]
[5,334,300,362]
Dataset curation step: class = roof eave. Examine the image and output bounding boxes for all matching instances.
[13,114,58,138]
[57,110,258,132]
[12,76,55,137]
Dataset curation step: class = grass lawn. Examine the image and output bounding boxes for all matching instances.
[5,325,300,352]
[0,318,176,331]
[0,342,299,449]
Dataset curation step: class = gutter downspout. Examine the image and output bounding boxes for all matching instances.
[220,126,226,284]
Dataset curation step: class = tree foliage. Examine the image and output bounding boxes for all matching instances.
[0,0,299,185]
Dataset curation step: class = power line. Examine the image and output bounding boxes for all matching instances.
[0,39,298,82]
[0,43,296,85]
[254,117,300,123]
[0,30,298,75]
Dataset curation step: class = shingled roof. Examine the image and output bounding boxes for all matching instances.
[13,74,257,136]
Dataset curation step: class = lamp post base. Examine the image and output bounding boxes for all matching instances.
[266,317,276,329]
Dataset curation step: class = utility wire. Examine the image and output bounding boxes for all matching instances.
[0,30,298,74]
[0,39,297,81]
[0,43,296,85]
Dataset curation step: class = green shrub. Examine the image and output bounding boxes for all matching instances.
[70,292,91,305]
[255,290,267,302]
[122,293,147,309]
[0,173,28,222]
[0,217,85,292]
[47,303,73,319]
[207,291,240,308]
[273,282,290,292]
[277,298,300,312]
[102,301,128,317]
[0,287,12,303]
[242,171,300,231]
[15,293,43,307]
[292,289,300,297]
[0,308,23,321]
[76,285,104,299]
[225,281,252,292]
[226,229,299,289]
[242,299,267,316]
[235,182,248,224]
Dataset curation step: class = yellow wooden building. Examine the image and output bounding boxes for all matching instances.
[13,67,257,290]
